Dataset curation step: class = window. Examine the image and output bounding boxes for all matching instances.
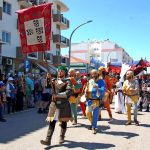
[94,48,99,51]
[61,57,67,64]
[38,0,44,4]
[57,5,61,14]
[2,31,11,43]
[43,52,52,62]
[56,51,60,56]
[3,1,11,15]
[29,0,37,5]
[27,52,38,59]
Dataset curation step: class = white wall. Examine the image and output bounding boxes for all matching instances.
[71,42,89,51]
[0,0,2,7]
[101,40,115,49]
[90,42,101,58]
[101,51,122,63]
[71,42,89,60]
[0,0,20,58]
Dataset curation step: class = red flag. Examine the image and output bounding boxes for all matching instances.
[129,66,145,76]
[108,65,121,74]
[146,62,150,67]
[17,3,52,54]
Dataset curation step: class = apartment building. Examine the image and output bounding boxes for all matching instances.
[0,0,20,73]
[71,39,133,70]
[101,39,133,65]
[0,0,69,74]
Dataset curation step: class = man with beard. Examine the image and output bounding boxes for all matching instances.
[85,69,106,134]
[40,66,73,146]
[122,71,139,126]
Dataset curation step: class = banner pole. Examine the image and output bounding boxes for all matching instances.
[43,51,54,92]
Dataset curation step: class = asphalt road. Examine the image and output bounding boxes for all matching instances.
[0,106,150,150]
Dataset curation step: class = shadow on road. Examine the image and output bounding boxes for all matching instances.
[0,109,47,143]
[102,130,139,139]
[139,123,150,128]
[68,122,111,132]
[44,140,115,150]
[108,118,127,125]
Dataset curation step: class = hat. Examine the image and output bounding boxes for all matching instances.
[8,77,14,81]
[57,66,68,76]
[98,66,106,72]
[68,68,75,73]
[0,81,4,88]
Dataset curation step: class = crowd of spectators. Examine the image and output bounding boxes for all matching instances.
[0,72,52,122]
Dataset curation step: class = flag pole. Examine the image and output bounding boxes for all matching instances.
[30,2,54,92]
[43,51,55,92]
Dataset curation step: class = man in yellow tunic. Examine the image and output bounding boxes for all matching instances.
[122,71,139,126]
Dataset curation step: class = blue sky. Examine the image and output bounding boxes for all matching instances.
[61,0,150,61]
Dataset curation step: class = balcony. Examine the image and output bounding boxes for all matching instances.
[18,0,32,8]
[0,7,2,20]
[53,14,69,30]
[53,55,61,65]
[53,34,69,48]
[55,0,69,12]
[61,56,69,65]
[53,55,69,66]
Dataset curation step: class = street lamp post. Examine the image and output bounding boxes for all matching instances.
[107,51,112,67]
[107,51,112,63]
[68,20,93,69]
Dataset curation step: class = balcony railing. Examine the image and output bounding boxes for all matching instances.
[18,0,32,8]
[53,55,61,65]
[0,7,2,20]
[55,0,69,12]
[61,57,69,65]
[53,55,69,65]
[53,34,69,48]
[53,14,69,30]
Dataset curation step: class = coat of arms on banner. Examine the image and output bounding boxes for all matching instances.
[16,3,52,54]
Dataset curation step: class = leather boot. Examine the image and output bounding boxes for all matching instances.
[40,128,54,146]
[72,118,77,125]
[134,120,139,126]
[59,128,66,144]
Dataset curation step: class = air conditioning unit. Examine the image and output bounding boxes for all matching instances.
[6,58,13,65]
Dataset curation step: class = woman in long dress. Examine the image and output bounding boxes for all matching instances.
[114,75,126,114]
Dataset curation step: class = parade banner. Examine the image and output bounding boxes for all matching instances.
[17,3,52,54]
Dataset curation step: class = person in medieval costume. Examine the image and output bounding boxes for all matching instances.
[85,69,106,134]
[68,69,82,125]
[114,75,126,114]
[98,67,113,121]
[40,66,73,146]
[122,71,139,126]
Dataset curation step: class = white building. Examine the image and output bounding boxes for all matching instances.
[0,0,70,74]
[101,39,133,65]
[71,39,133,69]
[0,0,20,73]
